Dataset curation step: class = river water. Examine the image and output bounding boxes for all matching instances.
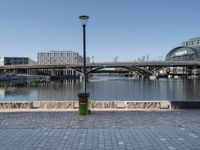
[0,76,199,101]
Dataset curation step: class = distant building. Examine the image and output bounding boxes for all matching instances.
[182,37,200,47]
[86,57,90,64]
[165,38,200,75]
[0,57,29,66]
[166,37,200,61]
[37,50,89,77]
[165,46,200,61]
[37,50,85,65]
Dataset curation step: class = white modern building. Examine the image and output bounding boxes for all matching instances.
[37,50,88,77]
[182,37,200,47]
[37,50,83,65]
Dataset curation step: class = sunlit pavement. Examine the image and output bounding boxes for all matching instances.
[0,110,200,150]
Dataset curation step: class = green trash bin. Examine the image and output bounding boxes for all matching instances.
[78,93,90,115]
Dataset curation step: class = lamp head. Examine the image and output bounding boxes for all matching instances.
[79,15,89,25]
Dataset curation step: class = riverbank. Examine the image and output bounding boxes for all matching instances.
[0,74,50,82]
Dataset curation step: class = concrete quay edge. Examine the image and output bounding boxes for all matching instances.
[0,100,200,111]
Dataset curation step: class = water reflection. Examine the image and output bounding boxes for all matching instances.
[0,77,199,101]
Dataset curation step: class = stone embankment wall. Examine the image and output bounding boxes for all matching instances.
[0,101,171,110]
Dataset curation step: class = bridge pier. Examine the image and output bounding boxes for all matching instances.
[51,69,55,76]
[80,74,84,82]
[149,75,157,80]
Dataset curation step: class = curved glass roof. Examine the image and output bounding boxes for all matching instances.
[165,46,200,61]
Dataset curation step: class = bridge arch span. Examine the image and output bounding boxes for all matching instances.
[86,66,153,76]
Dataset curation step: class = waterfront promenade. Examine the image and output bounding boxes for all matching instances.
[0,110,200,150]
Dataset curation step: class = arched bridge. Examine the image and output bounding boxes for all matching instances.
[1,61,200,76]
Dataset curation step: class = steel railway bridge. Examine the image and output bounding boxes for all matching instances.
[0,61,200,78]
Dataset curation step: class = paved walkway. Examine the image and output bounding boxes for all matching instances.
[0,110,200,150]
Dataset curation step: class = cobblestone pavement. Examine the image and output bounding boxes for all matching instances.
[0,110,200,149]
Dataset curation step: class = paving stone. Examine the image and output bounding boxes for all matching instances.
[0,110,200,149]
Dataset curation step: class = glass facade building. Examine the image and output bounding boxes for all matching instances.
[37,50,84,65]
[0,57,29,66]
[165,46,200,61]
[182,37,200,47]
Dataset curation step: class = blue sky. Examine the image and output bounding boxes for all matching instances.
[0,0,200,62]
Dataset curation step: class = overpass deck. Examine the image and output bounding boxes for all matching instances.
[1,61,200,69]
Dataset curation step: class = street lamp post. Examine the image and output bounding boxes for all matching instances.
[79,15,89,93]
